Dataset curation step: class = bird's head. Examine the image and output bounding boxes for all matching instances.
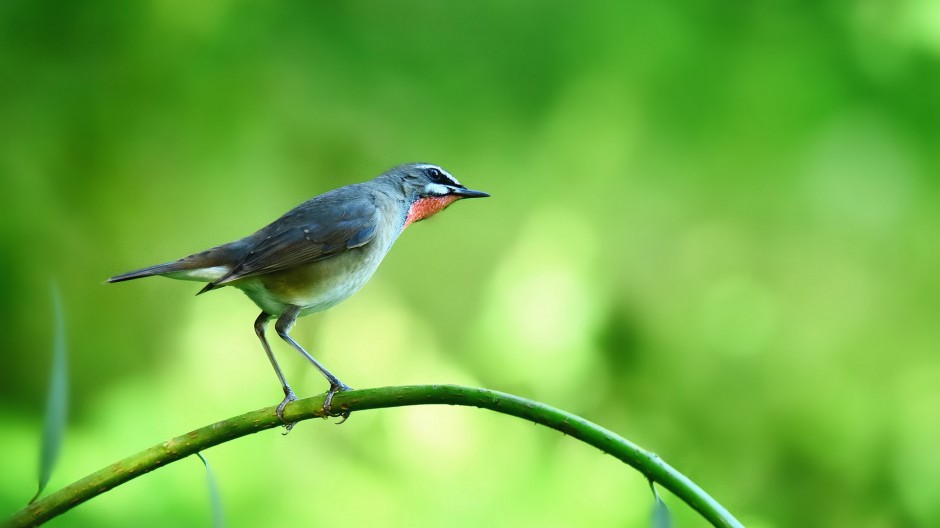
[385,163,489,227]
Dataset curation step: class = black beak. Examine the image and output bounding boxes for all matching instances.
[451,187,490,198]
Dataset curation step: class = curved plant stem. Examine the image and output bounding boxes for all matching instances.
[7,385,743,528]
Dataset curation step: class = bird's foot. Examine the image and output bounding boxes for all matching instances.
[324,383,353,424]
[276,388,299,434]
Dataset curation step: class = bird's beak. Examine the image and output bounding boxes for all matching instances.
[450,187,490,199]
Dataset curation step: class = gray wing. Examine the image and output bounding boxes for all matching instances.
[207,189,379,288]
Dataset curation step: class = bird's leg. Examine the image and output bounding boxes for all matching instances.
[254,311,298,432]
[275,306,352,421]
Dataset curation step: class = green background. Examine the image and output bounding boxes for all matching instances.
[3,2,939,527]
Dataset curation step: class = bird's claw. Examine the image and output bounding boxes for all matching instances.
[276,389,299,434]
[324,383,352,424]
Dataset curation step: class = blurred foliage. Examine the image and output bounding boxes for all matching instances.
[2,1,939,527]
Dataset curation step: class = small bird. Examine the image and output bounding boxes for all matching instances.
[108,163,488,426]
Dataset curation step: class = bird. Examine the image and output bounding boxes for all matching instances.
[108,163,488,428]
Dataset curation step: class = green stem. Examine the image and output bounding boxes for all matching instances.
[7,385,743,528]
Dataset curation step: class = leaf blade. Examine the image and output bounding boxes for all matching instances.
[196,452,225,528]
[31,282,69,503]
[650,479,672,528]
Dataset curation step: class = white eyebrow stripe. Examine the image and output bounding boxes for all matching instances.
[416,163,462,187]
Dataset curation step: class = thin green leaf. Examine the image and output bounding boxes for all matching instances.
[30,282,69,504]
[196,452,225,528]
[650,479,672,528]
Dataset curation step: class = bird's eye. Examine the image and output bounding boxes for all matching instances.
[425,167,444,181]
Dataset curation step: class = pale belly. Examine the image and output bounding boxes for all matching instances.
[233,244,390,317]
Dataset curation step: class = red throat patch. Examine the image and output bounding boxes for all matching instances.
[404,195,461,228]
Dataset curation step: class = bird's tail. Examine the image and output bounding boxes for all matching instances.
[107,245,239,285]
[107,262,188,283]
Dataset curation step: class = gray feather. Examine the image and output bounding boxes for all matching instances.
[207,185,380,288]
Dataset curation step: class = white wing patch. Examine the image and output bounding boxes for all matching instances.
[167,265,231,282]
